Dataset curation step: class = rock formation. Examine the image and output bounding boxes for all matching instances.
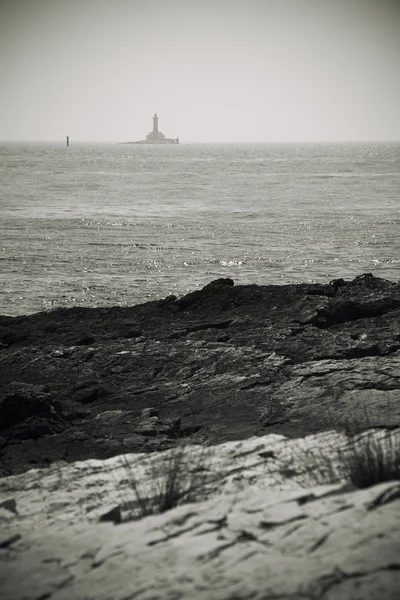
[0,273,399,477]
[0,430,399,599]
[0,273,399,598]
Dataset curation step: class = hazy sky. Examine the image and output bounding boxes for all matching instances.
[1,0,399,142]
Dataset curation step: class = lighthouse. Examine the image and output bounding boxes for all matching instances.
[122,113,179,144]
[146,113,165,142]
[152,113,159,135]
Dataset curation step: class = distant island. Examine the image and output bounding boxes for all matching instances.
[122,113,179,144]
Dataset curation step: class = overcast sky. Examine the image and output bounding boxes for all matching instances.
[1,0,399,142]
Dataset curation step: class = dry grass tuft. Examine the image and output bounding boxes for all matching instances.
[339,430,400,489]
[121,443,216,519]
[296,427,400,490]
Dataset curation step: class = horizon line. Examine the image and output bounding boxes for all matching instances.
[1,139,400,145]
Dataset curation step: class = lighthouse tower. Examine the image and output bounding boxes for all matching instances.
[125,113,178,144]
[152,113,159,134]
[146,113,165,141]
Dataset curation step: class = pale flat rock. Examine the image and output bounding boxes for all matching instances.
[1,430,399,599]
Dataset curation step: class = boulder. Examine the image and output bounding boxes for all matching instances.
[0,384,63,431]
[133,408,181,438]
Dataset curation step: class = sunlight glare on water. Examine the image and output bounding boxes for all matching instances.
[0,142,399,316]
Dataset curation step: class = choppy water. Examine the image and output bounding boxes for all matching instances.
[1,142,399,316]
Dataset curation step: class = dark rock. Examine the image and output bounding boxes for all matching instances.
[75,335,96,346]
[82,438,125,458]
[123,329,143,339]
[0,533,21,549]
[3,415,65,440]
[258,450,275,459]
[122,435,147,451]
[154,294,177,306]
[74,388,99,405]
[174,278,234,310]
[163,416,181,437]
[0,273,399,476]
[0,497,18,514]
[140,407,159,418]
[178,424,202,438]
[8,382,50,395]
[330,278,346,289]
[99,505,121,524]
[71,381,110,405]
[142,437,177,453]
[310,297,400,329]
[0,329,28,348]
[204,278,235,288]
[0,386,62,431]
[61,403,91,422]
[68,429,91,442]
[133,412,181,438]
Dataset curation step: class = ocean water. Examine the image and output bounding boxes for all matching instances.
[1,142,399,317]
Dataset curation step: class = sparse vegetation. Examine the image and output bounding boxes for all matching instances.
[339,429,400,489]
[295,424,400,490]
[120,443,216,520]
[116,403,399,524]
[332,401,400,488]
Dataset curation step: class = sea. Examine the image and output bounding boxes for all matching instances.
[1,142,399,317]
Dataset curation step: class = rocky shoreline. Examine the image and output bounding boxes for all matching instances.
[1,272,400,477]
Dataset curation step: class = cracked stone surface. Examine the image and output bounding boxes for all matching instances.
[0,430,399,599]
[1,273,400,476]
